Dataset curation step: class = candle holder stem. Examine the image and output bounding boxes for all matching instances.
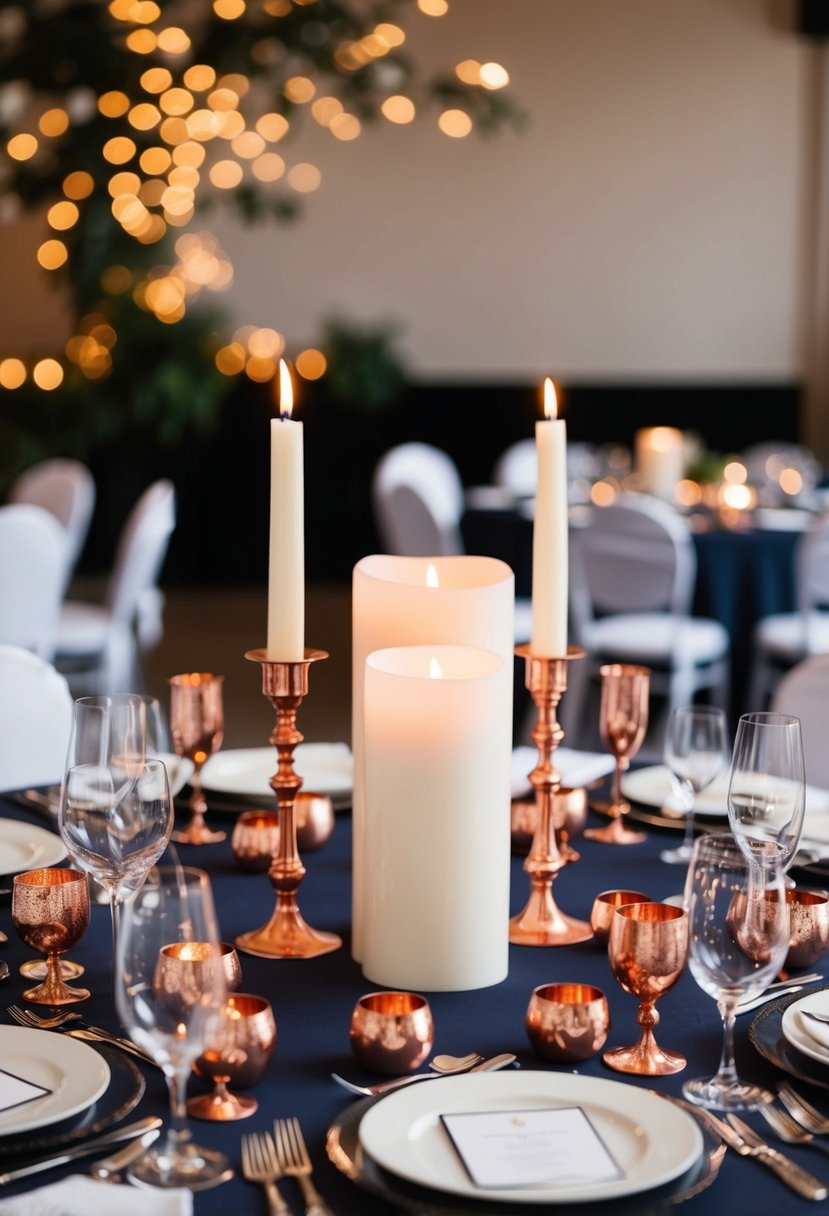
[509,645,592,947]
[235,648,341,960]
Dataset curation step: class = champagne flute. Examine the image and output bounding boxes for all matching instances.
[169,673,225,845]
[727,712,805,873]
[603,901,688,1075]
[585,663,650,844]
[12,868,90,1004]
[115,865,232,1189]
[661,705,729,865]
[683,832,790,1110]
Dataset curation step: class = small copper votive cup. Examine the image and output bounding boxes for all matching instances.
[231,795,334,871]
[510,786,588,854]
[786,888,829,969]
[295,791,336,851]
[590,889,652,947]
[188,993,277,1121]
[526,982,610,1063]
[349,990,434,1074]
[160,941,243,993]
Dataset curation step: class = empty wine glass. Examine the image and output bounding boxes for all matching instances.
[683,832,790,1110]
[585,663,651,845]
[115,865,232,1190]
[661,705,729,866]
[727,712,805,872]
[12,868,90,1004]
[169,673,225,846]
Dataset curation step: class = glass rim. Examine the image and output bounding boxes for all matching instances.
[736,711,801,729]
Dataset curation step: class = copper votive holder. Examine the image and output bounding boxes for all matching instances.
[231,797,335,871]
[510,786,588,857]
[349,991,434,1075]
[526,982,610,1062]
[590,889,652,947]
[159,941,243,1000]
[786,888,829,969]
[235,648,341,960]
[188,993,276,1121]
[509,645,592,946]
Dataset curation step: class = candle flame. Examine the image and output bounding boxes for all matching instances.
[429,657,443,680]
[543,377,557,420]
[425,562,439,588]
[278,357,294,419]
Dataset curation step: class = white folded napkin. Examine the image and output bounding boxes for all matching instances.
[0,1175,192,1216]
[510,747,615,798]
[798,1010,829,1055]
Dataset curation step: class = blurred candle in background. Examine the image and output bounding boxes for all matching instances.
[531,378,569,656]
[635,426,685,501]
[267,358,304,660]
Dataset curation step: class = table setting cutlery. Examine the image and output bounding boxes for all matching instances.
[760,1102,829,1157]
[241,1129,289,1214]
[331,1051,516,1098]
[778,1080,829,1133]
[88,1125,161,1182]
[273,1116,334,1216]
[698,1109,827,1200]
[6,1004,160,1069]
[0,1116,162,1185]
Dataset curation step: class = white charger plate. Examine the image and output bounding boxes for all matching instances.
[620,764,829,822]
[358,1072,703,1205]
[0,818,66,876]
[781,991,829,1068]
[0,1026,110,1135]
[201,742,353,804]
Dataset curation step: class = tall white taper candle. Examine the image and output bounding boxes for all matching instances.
[267,358,304,660]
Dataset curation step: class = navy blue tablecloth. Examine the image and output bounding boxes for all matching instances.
[1,793,827,1214]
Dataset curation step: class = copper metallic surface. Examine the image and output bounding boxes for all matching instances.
[603,901,688,1075]
[169,672,226,845]
[12,868,91,1004]
[589,889,652,947]
[233,796,335,871]
[508,645,592,946]
[510,785,587,858]
[526,982,609,1062]
[235,648,341,960]
[585,663,651,845]
[349,991,434,1075]
[785,889,829,970]
[188,993,276,1122]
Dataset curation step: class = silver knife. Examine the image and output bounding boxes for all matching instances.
[332,1052,517,1097]
[0,1116,163,1185]
[89,1126,161,1181]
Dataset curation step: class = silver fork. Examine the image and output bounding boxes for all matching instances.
[7,1005,81,1029]
[7,1004,158,1067]
[699,1109,827,1200]
[778,1081,829,1134]
[240,1130,289,1215]
[761,1103,829,1158]
[273,1116,333,1216]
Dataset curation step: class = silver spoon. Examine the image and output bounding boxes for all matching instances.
[429,1052,482,1073]
[801,1009,829,1025]
[0,961,8,981]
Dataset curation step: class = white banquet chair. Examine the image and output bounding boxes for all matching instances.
[0,503,69,661]
[8,457,95,589]
[55,478,176,695]
[493,438,598,501]
[747,514,829,709]
[567,493,731,750]
[0,644,73,790]
[771,653,829,789]
[371,442,532,642]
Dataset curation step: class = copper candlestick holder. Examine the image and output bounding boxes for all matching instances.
[235,648,342,960]
[509,644,592,946]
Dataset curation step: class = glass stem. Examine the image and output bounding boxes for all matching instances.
[164,1065,192,1168]
[715,998,739,1090]
[681,799,696,853]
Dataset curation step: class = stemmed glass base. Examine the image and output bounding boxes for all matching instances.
[172,785,226,846]
[187,1082,257,1122]
[660,840,694,865]
[585,802,647,846]
[128,1140,233,1191]
[682,1075,774,1112]
[20,959,85,981]
[23,955,89,1005]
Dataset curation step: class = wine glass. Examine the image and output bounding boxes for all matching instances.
[727,712,805,872]
[661,705,729,865]
[12,868,90,1004]
[602,901,688,1075]
[58,757,174,956]
[169,673,225,846]
[683,832,790,1110]
[585,663,651,845]
[115,865,232,1189]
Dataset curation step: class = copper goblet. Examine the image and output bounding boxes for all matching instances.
[603,901,688,1075]
[349,991,434,1075]
[526,982,610,1062]
[12,868,91,1004]
[589,889,651,947]
[188,993,276,1121]
[585,663,651,845]
[169,672,225,845]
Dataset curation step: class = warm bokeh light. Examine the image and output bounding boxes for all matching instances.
[101,264,133,294]
[160,89,195,116]
[284,76,316,104]
[99,91,130,118]
[296,347,327,380]
[381,95,416,123]
[723,460,747,484]
[375,23,405,46]
[330,112,361,140]
[438,109,472,137]
[480,62,510,89]
[248,327,284,358]
[252,152,285,181]
[128,103,161,130]
[141,68,173,94]
[7,133,37,160]
[126,28,157,53]
[591,480,617,507]
[63,171,95,199]
[32,358,64,390]
[215,341,246,375]
[47,201,80,230]
[721,483,753,510]
[675,479,703,508]
[209,159,244,188]
[455,59,481,84]
[37,239,68,269]
[287,162,321,192]
[184,65,217,92]
[311,97,342,128]
[256,112,290,142]
[0,358,26,389]
[779,467,804,495]
[159,116,189,144]
[214,0,246,18]
[417,0,448,15]
[246,354,277,382]
[156,27,191,54]
[103,136,137,164]
[140,146,172,174]
[38,108,69,137]
[232,131,265,158]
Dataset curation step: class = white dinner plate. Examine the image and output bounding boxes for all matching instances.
[0,818,66,876]
[511,747,615,798]
[620,764,829,823]
[781,991,829,1068]
[201,743,353,804]
[0,1026,110,1136]
[358,1072,703,1205]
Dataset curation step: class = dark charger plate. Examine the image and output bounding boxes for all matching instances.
[749,982,829,1094]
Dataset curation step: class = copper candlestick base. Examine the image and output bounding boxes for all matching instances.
[235,648,342,960]
[585,802,647,846]
[509,645,592,947]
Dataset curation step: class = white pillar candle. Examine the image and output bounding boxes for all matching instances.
[266,359,304,661]
[531,378,569,657]
[362,644,510,991]
[634,426,685,501]
[351,554,514,961]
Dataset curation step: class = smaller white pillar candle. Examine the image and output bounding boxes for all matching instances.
[362,644,510,991]
[635,427,685,501]
[266,359,304,660]
[531,378,569,657]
